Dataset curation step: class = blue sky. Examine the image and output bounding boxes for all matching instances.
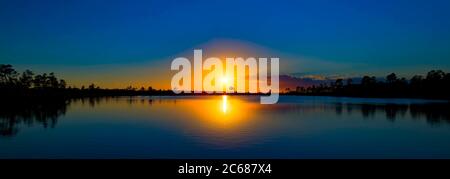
[1,0,450,87]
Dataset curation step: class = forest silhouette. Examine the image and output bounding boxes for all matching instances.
[286,71,450,99]
[1,64,450,99]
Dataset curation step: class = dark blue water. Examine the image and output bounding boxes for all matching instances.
[1,96,450,159]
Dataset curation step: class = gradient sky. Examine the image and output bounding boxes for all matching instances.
[1,0,450,88]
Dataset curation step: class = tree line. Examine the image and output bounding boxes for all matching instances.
[288,70,450,99]
[0,64,173,98]
[0,64,66,89]
[2,64,450,99]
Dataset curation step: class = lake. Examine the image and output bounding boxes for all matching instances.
[1,95,450,159]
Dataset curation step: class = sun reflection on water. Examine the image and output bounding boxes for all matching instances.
[70,96,278,148]
[222,95,228,113]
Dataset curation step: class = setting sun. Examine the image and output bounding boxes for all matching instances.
[220,76,230,86]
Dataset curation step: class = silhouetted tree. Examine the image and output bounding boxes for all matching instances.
[0,64,18,85]
[58,79,66,89]
[426,70,445,82]
[386,73,397,84]
[88,83,96,90]
[19,70,34,88]
[33,73,47,88]
[361,76,376,86]
[410,75,423,85]
[48,73,59,88]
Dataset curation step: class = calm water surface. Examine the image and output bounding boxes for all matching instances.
[1,96,450,158]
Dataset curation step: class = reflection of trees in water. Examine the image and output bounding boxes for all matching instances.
[343,102,450,124]
[69,96,157,108]
[260,102,450,125]
[0,96,169,136]
[409,103,450,124]
[354,104,410,120]
[2,96,449,137]
[0,97,140,137]
[354,103,450,124]
[0,98,69,137]
[358,104,409,121]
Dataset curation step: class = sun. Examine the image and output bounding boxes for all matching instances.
[220,76,230,86]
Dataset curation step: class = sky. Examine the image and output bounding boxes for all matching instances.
[1,0,450,88]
